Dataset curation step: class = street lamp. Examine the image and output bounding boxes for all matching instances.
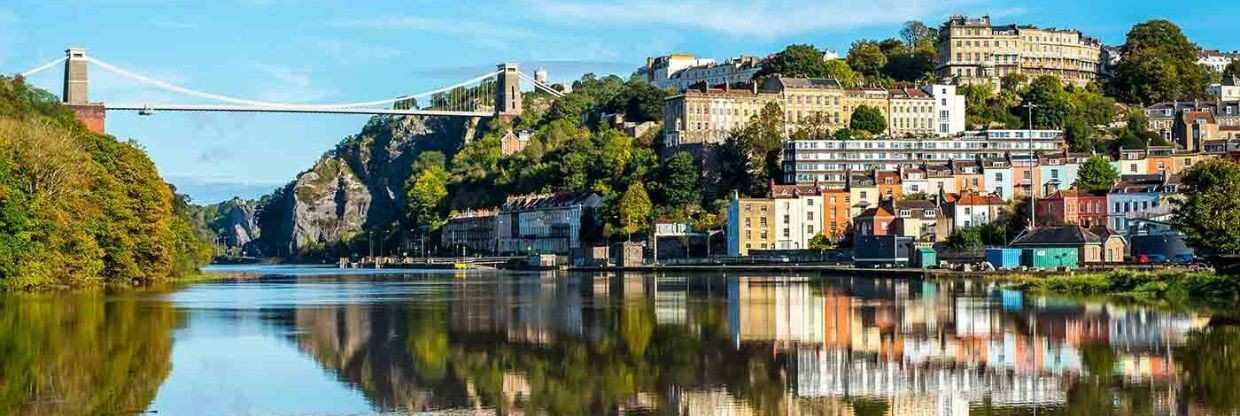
[1022,101,1040,230]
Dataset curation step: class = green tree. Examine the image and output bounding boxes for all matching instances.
[1063,115,1097,153]
[1225,60,1240,79]
[808,233,833,252]
[603,80,668,122]
[658,151,700,209]
[846,40,888,78]
[617,182,652,239]
[759,44,854,83]
[946,226,985,251]
[1108,20,1207,104]
[404,152,449,229]
[822,59,857,87]
[1068,84,1119,126]
[1017,75,1073,129]
[1173,159,1240,256]
[900,21,933,50]
[832,128,858,140]
[850,105,887,135]
[1074,156,1120,192]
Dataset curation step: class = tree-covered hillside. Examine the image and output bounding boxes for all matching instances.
[0,76,213,289]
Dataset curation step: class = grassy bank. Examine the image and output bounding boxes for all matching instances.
[1006,269,1240,308]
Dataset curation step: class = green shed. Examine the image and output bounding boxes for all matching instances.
[913,247,937,269]
[1021,247,1078,269]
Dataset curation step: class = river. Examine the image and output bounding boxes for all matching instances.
[0,266,1236,415]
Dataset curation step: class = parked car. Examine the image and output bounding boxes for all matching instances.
[1133,255,1151,264]
[1146,254,1168,264]
[1171,253,1196,264]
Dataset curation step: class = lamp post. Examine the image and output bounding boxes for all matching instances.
[1022,101,1040,230]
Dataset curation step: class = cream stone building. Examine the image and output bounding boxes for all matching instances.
[760,77,848,136]
[936,15,1106,89]
[661,85,777,148]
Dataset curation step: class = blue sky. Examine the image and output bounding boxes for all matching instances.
[2,0,1236,204]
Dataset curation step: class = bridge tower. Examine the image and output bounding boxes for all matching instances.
[62,48,106,133]
[495,63,522,117]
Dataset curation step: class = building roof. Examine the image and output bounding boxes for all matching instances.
[447,209,498,220]
[1043,189,1108,200]
[502,192,601,211]
[950,192,1005,206]
[769,183,828,198]
[951,160,981,174]
[766,77,842,90]
[1009,225,1101,247]
[926,164,954,177]
[888,87,931,99]
[1183,111,1216,124]
[857,206,895,219]
[1223,75,1240,87]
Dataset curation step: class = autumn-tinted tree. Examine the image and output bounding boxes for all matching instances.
[405,152,449,229]
[617,182,652,240]
[1109,20,1207,104]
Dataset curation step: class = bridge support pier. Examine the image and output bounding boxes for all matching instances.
[495,63,522,119]
[63,48,106,134]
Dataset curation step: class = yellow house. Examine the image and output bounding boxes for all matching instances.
[727,197,775,256]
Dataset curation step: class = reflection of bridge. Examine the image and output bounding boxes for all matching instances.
[16,48,565,133]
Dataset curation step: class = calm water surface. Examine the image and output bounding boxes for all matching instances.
[1,266,1238,415]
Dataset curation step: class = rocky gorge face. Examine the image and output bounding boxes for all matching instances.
[253,115,475,257]
[215,198,261,254]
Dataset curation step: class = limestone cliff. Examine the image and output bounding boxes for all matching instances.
[215,197,262,253]
[256,115,477,257]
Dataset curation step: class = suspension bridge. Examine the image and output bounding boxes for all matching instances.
[15,48,566,133]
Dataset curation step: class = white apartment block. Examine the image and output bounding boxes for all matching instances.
[782,129,1065,184]
[1199,49,1238,74]
[646,53,762,91]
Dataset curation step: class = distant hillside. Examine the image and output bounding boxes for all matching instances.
[0,76,213,289]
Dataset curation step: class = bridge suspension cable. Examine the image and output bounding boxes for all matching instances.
[87,56,502,110]
[18,56,68,78]
[517,72,565,98]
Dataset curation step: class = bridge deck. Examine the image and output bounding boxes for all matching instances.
[106,104,492,117]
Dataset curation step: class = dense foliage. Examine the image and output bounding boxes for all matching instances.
[0,292,177,414]
[1108,20,1207,104]
[849,105,887,135]
[1173,159,1240,256]
[1075,155,1121,192]
[0,77,211,289]
[757,44,855,86]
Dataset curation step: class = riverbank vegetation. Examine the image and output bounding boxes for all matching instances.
[0,77,213,290]
[1007,269,1240,307]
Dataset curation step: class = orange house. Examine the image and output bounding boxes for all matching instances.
[854,206,896,236]
[952,160,985,193]
[875,171,903,201]
[822,188,852,240]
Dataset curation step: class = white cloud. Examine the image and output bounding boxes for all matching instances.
[255,63,313,88]
[329,15,536,40]
[316,39,403,62]
[523,0,983,38]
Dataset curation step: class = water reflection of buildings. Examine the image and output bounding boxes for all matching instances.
[285,273,1211,415]
[722,275,1208,414]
